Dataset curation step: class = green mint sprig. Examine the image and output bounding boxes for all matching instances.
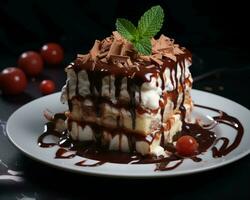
[116,5,164,55]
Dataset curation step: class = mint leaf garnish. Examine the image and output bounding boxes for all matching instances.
[134,38,152,55]
[138,5,164,38]
[116,18,137,41]
[115,5,164,55]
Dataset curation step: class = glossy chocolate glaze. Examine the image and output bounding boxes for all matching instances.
[196,104,244,158]
[38,103,244,171]
[72,59,159,82]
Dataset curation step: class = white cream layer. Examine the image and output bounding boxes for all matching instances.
[61,59,192,110]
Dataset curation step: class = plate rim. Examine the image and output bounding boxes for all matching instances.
[6,89,250,178]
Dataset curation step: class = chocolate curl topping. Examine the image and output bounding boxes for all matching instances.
[90,40,101,61]
[100,38,112,53]
[151,34,185,62]
[121,42,134,56]
[110,55,129,64]
[77,32,186,68]
[150,56,163,66]
[77,54,91,64]
[112,31,123,40]
[107,39,123,59]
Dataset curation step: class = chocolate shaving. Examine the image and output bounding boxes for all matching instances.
[163,53,177,62]
[152,54,163,60]
[127,58,133,66]
[77,54,90,64]
[150,34,185,61]
[100,38,112,53]
[173,45,184,55]
[75,32,188,71]
[139,56,151,62]
[145,64,155,69]
[121,42,134,56]
[90,40,100,60]
[100,57,108,63]
[150,56,163,66]
[112,31,123,40]
[117,63,124,68]
[158,47,173,52]
[97,51,109,59]
[107,39,123,59]
[129,65,140,71]
[110,55,129,63]
[124,62,129,68]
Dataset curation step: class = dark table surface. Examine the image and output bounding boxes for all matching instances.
[1,49,250,200]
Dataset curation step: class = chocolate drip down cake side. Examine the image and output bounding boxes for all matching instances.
[60,31,193,157]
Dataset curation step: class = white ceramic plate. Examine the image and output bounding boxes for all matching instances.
[6,90,250,178]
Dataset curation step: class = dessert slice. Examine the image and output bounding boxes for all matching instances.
[61,31,193,156]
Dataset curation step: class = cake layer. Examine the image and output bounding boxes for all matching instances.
[67,112,185,156]
[69,99,160,135]
[66,87,192,136]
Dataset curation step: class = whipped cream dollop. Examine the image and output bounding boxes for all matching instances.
[140,77,162,110]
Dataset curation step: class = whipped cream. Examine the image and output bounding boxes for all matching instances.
[61,58,192,111]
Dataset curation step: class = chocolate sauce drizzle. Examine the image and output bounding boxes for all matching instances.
[196,105,244,158]
[37,49,245,171]
[67,49,191,134]
[127,78,138,129]
[38,104,244,171]
[114,76,122,98]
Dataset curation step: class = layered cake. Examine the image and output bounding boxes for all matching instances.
[60,32,193,156]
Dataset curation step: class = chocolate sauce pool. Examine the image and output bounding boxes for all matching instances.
[38,104,244,171]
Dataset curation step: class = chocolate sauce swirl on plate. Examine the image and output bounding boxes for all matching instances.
[38,105,244,171]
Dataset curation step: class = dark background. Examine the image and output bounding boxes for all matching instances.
[1,0,250,51]
[1,0,250,66]
[1,0,250,199]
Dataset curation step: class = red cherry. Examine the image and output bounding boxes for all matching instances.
[18,51,44,76]
[176,135,199,156]
[40,43,64,65]
[0,67,27,95]
[39,80,55,95]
